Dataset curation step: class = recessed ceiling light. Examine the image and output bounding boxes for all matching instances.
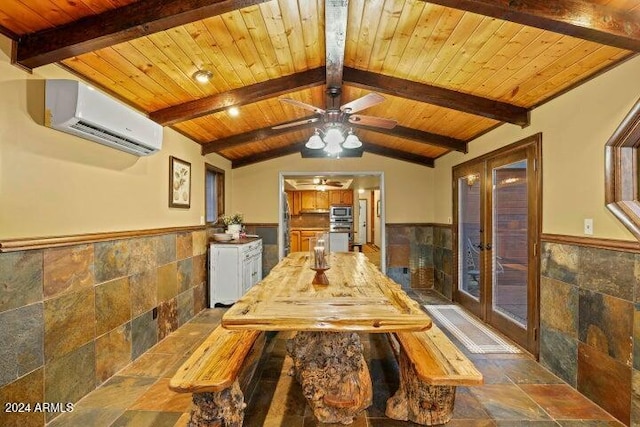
[193,70,213,84]
[227,106,239,117]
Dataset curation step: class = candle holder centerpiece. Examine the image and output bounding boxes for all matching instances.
[310,232,330,285]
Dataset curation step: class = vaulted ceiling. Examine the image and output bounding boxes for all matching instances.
[2,0,639,167]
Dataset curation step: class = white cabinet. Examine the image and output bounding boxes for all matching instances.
[209,239,262,306]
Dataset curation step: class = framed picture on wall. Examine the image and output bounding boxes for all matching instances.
[169,156,191,208]
[376,199,381,217]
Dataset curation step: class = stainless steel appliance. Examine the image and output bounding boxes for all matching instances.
[329,205,353,221]
[330,205,354,246]
[283,193,290,256]
[329,221,352,232]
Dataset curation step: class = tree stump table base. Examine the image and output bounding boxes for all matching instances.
[385,349,456,425]
[188,381,246,427]
[286,331,372,425]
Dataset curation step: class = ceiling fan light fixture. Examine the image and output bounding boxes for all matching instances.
[306,131,325,149]
[342,131,362,149]
[193,69,213,84]
[324,139,343,155]
[324,127,345,145]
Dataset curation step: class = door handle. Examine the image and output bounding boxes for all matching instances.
[474,243,484,251]
[485,243,492,250]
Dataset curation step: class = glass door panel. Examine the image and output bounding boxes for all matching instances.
[454,165,485,319]
[491,160,528,327]
[458,173,482,300]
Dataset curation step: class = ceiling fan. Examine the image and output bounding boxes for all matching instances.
[273,88,397,131]
[297,178,344,188]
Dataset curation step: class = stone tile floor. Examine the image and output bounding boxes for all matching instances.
[44,290,622,427]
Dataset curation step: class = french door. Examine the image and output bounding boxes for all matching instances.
[453,135,541,356]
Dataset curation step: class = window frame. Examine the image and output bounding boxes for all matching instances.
[205,163,225,225]
[605,97,640,241]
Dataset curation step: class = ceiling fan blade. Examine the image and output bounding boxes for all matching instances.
[271,117,319,130]
[349,114,397,129]
[280,98,325,114]
[340,93,385,114]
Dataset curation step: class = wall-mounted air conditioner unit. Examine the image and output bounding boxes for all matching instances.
[44,79,163,156]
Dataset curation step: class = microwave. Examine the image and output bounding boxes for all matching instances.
[330,205,353,221]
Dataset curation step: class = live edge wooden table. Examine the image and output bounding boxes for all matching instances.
[222,251,432,424]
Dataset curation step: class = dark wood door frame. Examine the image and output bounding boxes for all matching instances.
[452,133,542,357]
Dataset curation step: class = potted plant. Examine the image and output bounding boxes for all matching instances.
[221,213,244,238]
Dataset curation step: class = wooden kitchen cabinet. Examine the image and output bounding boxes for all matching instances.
[329,190,353,205]
[300,230,318,253]
[290,230,301,252]
[286,191,302,215]
[300,191,329,211]
[316,191,329,209]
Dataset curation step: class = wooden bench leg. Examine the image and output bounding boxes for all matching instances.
[189,380,246,427]
[386,350,457,426]
[286,331,372,424]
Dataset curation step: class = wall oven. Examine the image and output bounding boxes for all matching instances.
[330,205,353,221]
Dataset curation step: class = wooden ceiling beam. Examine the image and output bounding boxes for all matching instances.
[352,123,467,153]
[423,0,640,52]
[232,144,303,168]
[151,67,326,125]
[202,115,320,154]
[325,0,349,109]
[15,0,271,70]
[363,145,435,167]
[343,67,530,126]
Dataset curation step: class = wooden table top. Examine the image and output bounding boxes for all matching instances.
[222,252,432,333]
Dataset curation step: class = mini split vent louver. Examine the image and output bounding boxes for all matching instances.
[45,79,163,156]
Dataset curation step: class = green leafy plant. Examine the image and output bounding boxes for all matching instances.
[221,213,244,226]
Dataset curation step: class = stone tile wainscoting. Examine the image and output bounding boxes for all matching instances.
[385,223,452,296]
[540,237,640,426]
[385,225,640,425]
[0,227,208,426]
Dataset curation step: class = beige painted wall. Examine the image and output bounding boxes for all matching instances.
[0,35,231,240]
[229,153,434,223]
[433,55,640,241]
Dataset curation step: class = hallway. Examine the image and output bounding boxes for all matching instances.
[42,290,621,427]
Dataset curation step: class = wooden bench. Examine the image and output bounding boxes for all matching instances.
[385,325,483,425]
[169,325,265,427]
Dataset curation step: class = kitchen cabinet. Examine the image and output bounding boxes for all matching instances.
[290,230,301,252]
[286,191,302,215]
[329,190,353,205]
[209,239,262,306]
[300,190,329,211]
[300,230,319,253]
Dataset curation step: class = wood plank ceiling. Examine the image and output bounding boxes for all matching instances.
[2,0,639,168]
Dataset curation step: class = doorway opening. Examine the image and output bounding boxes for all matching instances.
[278,171,386,273]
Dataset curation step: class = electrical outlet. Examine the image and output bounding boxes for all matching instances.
[584,218,593,235]
[447,216,452,224]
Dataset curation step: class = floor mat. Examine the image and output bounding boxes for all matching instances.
[424,305,521,354]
